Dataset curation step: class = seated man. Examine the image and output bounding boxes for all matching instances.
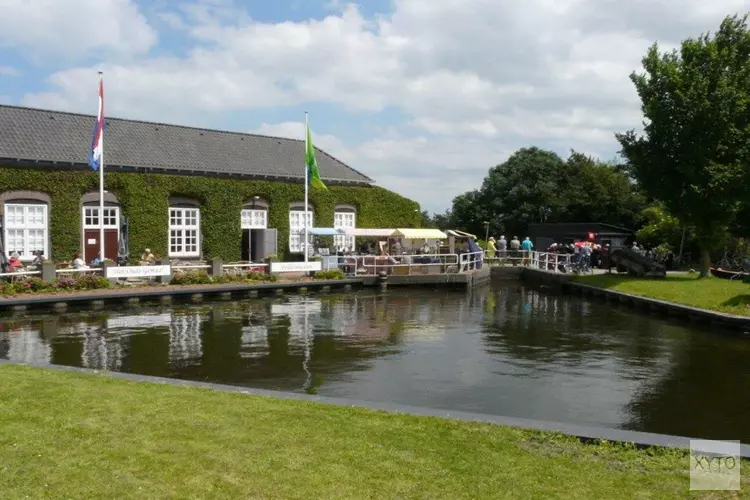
[140,248,156,265]
[8,252,23,272]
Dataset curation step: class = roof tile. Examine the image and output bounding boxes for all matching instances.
[0,105,373,184]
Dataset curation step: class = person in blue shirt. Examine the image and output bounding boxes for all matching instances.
[521,237,533,266]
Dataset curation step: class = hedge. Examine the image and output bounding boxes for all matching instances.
[0,166,421,261]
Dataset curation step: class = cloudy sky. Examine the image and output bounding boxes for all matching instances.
[0,0,745,213]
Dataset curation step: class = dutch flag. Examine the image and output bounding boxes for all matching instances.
[89,76,104,171]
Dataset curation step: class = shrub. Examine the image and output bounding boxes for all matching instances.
[74,275,112,290]
[313,269,346,280]
[265,253,279,262]
[246,272,278,282]
[171,271,213,285]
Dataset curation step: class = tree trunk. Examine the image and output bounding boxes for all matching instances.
[699,247,711,278]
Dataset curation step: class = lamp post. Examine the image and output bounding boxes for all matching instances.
[483,221,490,248]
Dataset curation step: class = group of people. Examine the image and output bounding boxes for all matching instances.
[546,241,608,272]
[485,236,535,264]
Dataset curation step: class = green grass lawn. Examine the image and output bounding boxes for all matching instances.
[0,365,744,499]
[575,273,750,316]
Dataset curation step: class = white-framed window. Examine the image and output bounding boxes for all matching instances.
[289,210,313,253]
[241,209,267,229]
[169,207,200,257]
[334,211,356,251]
[82,207,119,228]
[4,203,48,260]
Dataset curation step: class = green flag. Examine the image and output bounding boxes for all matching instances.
[306,122,327,190]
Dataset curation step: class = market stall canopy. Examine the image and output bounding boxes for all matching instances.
[344,228,396,237]
[445,229,477,239]
[393,228,448,239]
[298,227,344,236]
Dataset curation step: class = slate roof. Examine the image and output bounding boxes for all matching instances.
[0,105,373,185]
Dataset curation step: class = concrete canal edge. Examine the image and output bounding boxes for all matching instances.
[0,279,364,313]
[0,267,493,312]
[2,360,747,458]
[515,267,750,333]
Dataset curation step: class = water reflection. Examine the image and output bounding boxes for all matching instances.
[0,283,748,441]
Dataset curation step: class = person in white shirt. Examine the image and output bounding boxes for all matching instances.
[72,253,89,269]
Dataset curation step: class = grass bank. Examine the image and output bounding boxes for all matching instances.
[575,273,750,316]
[0,365,737,499]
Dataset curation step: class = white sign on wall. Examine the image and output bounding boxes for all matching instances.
[105,265,171,279]
[270,261,322,273]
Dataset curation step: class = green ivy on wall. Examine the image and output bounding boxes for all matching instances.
[0,167,422,261]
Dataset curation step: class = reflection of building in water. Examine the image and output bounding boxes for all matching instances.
[271,300,322,346]
[4,327,51,364]
[106,314,172,331]
[240,325,269,359]
[169,312,204,364]
[81,325,122,371]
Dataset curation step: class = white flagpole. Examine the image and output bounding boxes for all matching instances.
[304,111,309,263]
[98,71,105,265]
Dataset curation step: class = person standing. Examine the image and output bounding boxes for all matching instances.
[497,236,507,263]
[486,237,496,260]
[510,236,521,265]
[521,237,533,266]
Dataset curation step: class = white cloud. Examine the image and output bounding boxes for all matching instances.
[0,66,19,77]
[0,0,156,59]
[11,0,747,211]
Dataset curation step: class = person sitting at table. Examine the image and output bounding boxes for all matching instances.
[140,248,156,265]
[72,253,89,269]
[8,252,23,272]
[31,250,44,268]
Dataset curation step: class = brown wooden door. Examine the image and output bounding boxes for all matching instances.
[84,229,118,263]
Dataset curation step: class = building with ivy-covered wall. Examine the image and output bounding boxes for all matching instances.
[0,105,421,263]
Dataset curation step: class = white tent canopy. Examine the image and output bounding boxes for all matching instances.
[344,228,396,237]
[392,228,448,239]
[446,229,477,239]
[300,227,344,236]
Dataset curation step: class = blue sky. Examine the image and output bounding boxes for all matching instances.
[0,0,745,212]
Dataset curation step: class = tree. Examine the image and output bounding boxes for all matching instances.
[636,203,693,251]
[616,15,750,276]
[419,210,435,228]
[430,210,453,230]
[450,190,487,237]
[558,151,645,230]
[448,147,645,239]
[478,147,566,238]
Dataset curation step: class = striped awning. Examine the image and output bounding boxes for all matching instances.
[392,228,448,239]
[297,227,344,236]
[344,228,396,237]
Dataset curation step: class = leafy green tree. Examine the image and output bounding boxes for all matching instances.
[448,147,645,238]
[419,210,435,228]
[450,190,487,237]
[430,210,453,230]
[636,203,693,251]
[478,147,566,238]
[558,152,645,230]
[616,15,750,276]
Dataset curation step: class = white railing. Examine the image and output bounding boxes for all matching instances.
[483,249,528,265]
[0,270,42,278]
[56,267,102,275]
[172,264,210,270]
[528,252,574,273]
[320,253,463,276]
[459,251,484,272]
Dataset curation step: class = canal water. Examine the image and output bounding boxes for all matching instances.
[1,281,748,441]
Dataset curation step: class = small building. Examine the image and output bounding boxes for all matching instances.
[0,105,421,263]
[527,222,633,250]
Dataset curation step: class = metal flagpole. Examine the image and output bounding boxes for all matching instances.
[304,111,309,263]
[98,71,105,265]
